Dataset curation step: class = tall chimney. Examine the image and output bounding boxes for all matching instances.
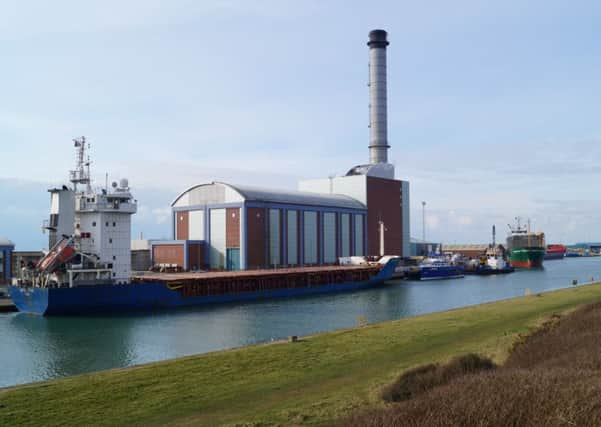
[368,29,390,164]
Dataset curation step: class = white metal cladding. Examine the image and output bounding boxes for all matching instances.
[287,210,298,265]
[303,211,317,264]
[172,183,244,207]
[268,209,280,266]
[354,214,364,256]
[50,192,60,214]
[323,212,336,263]
[188,210,205,241]
[210,209,226,269]
[298,175,367,205]
[231,183,365,210]
[340,213,350,257]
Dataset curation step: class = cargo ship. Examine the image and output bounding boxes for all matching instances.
[506,218,545,268]
[544,244,566,260]
[8,139,398,316]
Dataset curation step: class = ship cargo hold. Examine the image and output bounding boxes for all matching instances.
[9,260,398,315]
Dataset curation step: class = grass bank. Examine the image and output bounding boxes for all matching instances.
[2,283,601,427]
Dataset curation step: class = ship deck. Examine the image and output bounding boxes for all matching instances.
[134,264,380,283]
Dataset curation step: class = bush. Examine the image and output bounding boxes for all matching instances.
[381,353,496,403]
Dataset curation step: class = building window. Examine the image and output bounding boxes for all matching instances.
[109,238,113,244]
[113,222,116,227]
[113,256,116,260]
[340,214,350,257]
[268,209,280,266]
[323,212,336,263]
[303,211,317,264]
[92,222,96,227]
[287,210,298,266]
[354,215,364,256]
[105,222,109,227]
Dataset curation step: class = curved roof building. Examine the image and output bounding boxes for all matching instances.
[172,182,366,210]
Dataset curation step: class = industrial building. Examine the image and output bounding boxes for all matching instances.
[0,238,15,285]
[152,30,410,271]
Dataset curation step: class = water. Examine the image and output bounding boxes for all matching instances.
[1,257,600,388]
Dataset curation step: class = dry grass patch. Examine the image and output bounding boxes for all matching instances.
[344,301,601,427]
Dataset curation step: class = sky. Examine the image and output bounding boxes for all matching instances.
[1,0,600,250]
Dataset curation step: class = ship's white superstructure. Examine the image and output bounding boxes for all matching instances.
[27,137,137,287]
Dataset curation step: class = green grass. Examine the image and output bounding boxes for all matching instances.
[2,283,601,427]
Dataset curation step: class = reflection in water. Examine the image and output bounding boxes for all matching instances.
[9,314,135,382]
[1,257,600,388]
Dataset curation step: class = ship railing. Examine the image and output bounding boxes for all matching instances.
[77,200,137,213]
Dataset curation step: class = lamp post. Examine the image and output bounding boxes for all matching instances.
[422,201,426,242]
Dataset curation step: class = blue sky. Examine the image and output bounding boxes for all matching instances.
[1,0,600,250]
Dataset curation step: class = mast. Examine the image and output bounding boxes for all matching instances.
[69,136,91,193]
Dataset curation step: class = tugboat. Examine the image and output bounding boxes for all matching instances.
[9,138,398,315]
[474,226,514,275]
[473,251,514,275]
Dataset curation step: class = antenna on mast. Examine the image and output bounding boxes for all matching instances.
[69,136,92,192]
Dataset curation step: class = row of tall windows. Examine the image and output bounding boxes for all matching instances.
[267,209,364,265]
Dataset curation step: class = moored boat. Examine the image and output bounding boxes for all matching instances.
[544,244,567,260]
[408,256,464,281]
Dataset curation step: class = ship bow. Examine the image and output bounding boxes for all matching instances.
[8,286,49,315]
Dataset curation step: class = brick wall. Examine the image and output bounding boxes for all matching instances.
[246,207,266,269]
[226,208,240,248]
[153,244,185,267]
[175,211,189,240]
[366,177,402,256]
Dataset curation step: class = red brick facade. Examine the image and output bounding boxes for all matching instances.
[366,176,402,257]
[226,208,240,248]
[153,244,185,267]
[187,243,205,270]
[175,211,189,240]
[246,207,265,269]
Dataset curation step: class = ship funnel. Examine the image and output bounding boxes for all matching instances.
[368,29,390,164]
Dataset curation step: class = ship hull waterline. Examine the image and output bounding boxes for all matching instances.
[508,248,545,269]
[9,260,397,316]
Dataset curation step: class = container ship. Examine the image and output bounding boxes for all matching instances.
[544,244,566,260]
[8,140,398,316]
[506,219,545,268]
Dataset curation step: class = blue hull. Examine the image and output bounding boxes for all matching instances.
[411,265,465,281]
[9,260,397,315]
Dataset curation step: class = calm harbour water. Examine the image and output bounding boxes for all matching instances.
[1,257,600,388]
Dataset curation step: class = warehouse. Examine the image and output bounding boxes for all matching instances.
[152,182,367,270]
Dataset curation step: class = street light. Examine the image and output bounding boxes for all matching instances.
[422,201,426,242]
